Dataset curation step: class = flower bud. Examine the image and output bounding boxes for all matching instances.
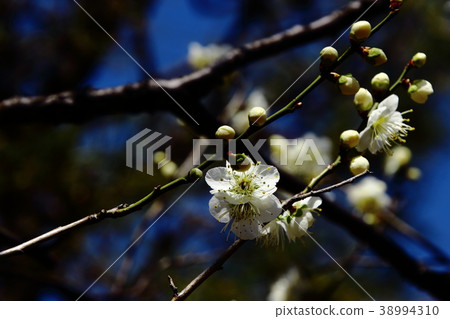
[320,46,339,67]
[215,125,235,139]
[349,156,370,175]
[338,75,360,95]
[384,145,412,176]
[354,88,373,112]
[349,21,371,42]
[408,79,434,104]
[230,153,252,172]
[364,48,388,66]
[371,72,390,92]
[188,167,203,181]
[390,0,404,10]
[411,52,427,68]
[406,167,421,180]
[340,130,360,149]
[248,106,267,126]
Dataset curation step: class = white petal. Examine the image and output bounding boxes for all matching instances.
[251,194,282,223]
[366,107,383,127]
[379,94,399,114]
[205,167,232,191]
[253,165,280,189]
[232,219,261,240]
[305,196,322,209]
[356,127,372,152]
[208,196,231,223]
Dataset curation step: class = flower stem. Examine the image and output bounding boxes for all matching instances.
[302,155,342,194]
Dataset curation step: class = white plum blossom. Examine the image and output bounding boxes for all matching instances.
[259,196,321,246]
[269,132,332,182]
[206,160,282,240]
[346,176,391,221]
[356,94,414,154]
[187,42,231,69]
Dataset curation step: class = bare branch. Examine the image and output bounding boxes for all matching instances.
[0,179,189,258]
[0,0,387,125]
[173,239,246,301]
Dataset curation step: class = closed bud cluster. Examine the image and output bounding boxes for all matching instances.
[215,125,235,140]
[248,106,267,126]
[363,47,388,66]
[340,130,360,149]
[349,21,371,42]
[354,88,373,112]
[371,72,390,92]
[338,75,360,95]
[411,52,427,68]
[349,156,370,175]
[320,46,339,67]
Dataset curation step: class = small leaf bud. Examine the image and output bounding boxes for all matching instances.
[215,125,235,140]
[248,106,267,126]
[349,156,370,175]
[340,130,360,149]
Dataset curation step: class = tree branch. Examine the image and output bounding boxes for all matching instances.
[0,0,387,125]
[0,178,190,258]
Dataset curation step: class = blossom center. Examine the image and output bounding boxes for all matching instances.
[230,202,259,221]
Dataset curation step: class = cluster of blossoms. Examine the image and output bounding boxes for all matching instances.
[205,158,321,242]
[202,13,433,245]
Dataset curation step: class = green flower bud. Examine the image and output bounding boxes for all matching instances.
[248,106,267,126]
[188,167,203,181]
[320,46,339,67]
[338,75,360,95]
[340,130,360,149]
[411,52,427,68]
[371,72,390,92]
[364,48,388,66]
[215,125,235,140]
[354,88,373,112]
[408,79,434,104]
[349,21,371,42]
[349,156,370,175]
[230,153,252,172]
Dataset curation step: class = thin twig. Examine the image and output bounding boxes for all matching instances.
[173,239,246,301]
[282,170,371,208]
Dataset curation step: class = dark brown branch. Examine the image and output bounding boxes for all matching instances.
[0,0,387,126]
[172,239,246,301]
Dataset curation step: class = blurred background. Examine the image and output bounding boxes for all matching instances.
[0,0,449,300]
